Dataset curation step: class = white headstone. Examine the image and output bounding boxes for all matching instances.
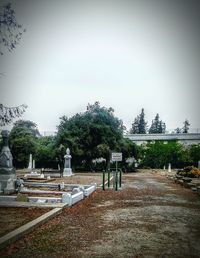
[198,161,200,169]
[28,154,32,170]
[163,166,166,170]
[33,159,35,169]
[168,163,171,172]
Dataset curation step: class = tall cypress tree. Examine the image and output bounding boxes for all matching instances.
[130,108,147,134]
[149,113,166,134]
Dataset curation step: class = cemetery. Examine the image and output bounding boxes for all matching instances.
[0,129,200,257]
[1,1,200,256]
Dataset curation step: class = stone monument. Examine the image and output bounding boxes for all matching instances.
[28,154,32,170]
[0,130,16,193]
[63,148,73,176]
[168,163,171,172]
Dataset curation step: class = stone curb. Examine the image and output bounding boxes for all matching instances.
[0,201,67,208]
[0,207,63,249]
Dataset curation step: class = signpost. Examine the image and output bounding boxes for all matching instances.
[111,152,122,191]
[101,152,122,191]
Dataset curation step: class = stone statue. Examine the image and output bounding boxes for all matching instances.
[0,130,16,193]
[63,148,73,177]
[0,130,13,168]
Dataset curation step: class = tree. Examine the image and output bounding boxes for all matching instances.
[189,144,200,167]
[9,120,39,167]
[149,113,166,134]
[0,2,26,55]
[140,141,191,168]
[130,108,147,134]
[13,119,40,137]
[0,103,27,126]
[55,101,125,171]
[182,119,190,133]
[0,3,26,125]
[175,127,182,134]
[130,117,139,134]
[35,136,57,168]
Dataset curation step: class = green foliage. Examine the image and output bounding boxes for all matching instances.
[55,102,126,170]
[13,120,40,137]
[9,127,36,168]
[189,144,200,167]
[9,120,39,168]
[149,113,166,134]
[35,136,57,168]
[130,108,147,134]
[140,141,192,168]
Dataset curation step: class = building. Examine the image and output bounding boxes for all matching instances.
[124,133,200,146]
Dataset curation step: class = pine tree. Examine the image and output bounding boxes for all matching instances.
[130,108,147,134]
[130,116,139,134]
[149,113,166,134]
[182,119,190,133]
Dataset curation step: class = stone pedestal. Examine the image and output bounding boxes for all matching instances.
[63,148,73,177]
[0,130,16,193]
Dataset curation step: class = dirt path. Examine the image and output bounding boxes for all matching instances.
[1,171,200,258]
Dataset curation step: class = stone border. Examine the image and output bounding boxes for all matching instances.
[0,207,63,249]
[0,201,67,208]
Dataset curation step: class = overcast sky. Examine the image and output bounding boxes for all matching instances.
[0,0,200,133]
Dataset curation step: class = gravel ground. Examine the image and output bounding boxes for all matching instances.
[1,170,200,258]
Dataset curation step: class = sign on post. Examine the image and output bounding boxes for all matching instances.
[111,152,122,191]
[111,152,122,162]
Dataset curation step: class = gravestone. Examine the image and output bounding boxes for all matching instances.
[168,163,171,172]
[198,161,200,169]
[33,159,35,169]
[63,148,73,176]
[28,154,32,170]
[0,130,16,193]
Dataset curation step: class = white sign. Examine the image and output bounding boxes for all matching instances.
[111,152,122,162]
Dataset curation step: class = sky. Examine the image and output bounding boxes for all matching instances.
[0,0,200,133]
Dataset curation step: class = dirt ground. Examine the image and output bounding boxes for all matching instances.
[0,208,51,237]
[1,170,200,258]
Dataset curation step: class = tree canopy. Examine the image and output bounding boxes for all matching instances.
[9,120,39,167]
[55,102,132,170]
[130,108,147,134]
[149,113,166,134]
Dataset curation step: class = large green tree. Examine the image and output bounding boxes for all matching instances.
[55,102,126,170]
[9,120,39,168]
